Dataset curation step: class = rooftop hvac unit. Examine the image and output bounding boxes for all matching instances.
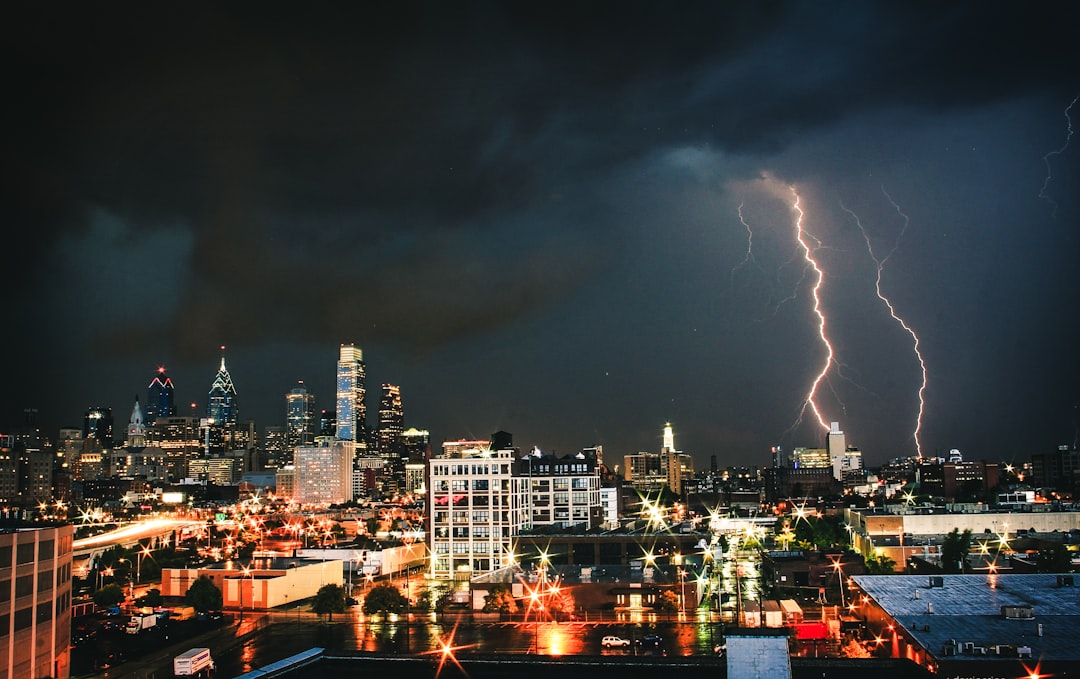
[1057,574,1074,587]
[1018,646,1032,658]
[1001,605,1035,620]
[928,576,944,588]
[927,602,934,614]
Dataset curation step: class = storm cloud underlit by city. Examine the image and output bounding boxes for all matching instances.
[5,2,1079,468]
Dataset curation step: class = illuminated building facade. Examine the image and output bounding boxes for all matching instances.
[145,366,176,423]
[145,415,201,481]
[205,350,238,427]
[293,437,354,505]
[402,427,431,464]
[285,381,317,452]
[428,441,525,580]
[377,384,405,462]
[0,522,74,679]
[335,343,367,449]
[82,407,113,449]
[516,448,602,529]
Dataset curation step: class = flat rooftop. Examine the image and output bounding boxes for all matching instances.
[851,573,1080,661]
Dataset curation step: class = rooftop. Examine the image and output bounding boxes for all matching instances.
[851,573,1080,661]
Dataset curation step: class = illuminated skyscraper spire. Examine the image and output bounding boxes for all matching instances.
[206,346,238,425]
[662,422,675,452]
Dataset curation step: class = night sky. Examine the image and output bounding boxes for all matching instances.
[6,2,1079,470]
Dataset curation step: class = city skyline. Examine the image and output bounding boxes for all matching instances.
[6,3,1079,468]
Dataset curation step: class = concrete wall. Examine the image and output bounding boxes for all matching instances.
[726,631,792,679]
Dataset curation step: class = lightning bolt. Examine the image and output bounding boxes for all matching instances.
[1038,93,1078,218]
[841,187,929,459]
[786,187,833,436]
[729,202,764,286]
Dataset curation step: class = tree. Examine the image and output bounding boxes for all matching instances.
[363,583,407,615]
[864,553,896,574]
[136,588,163,608]
[312,583,347,621]
[652,590,679,615]
[940,528,973,574]
[1035,543,1074,573]
[185,575,223,612]
[92,583,125,609]
[482,584,518,614]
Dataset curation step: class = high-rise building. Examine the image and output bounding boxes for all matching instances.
[827,422,847,480]
[0,522,74,679]
[335,344,367,448]
[378,384,405,462]
[145,416,201,481]
[285,380,317,451]
[660,422,692,497]
[402,427,431,464]
[206,347,238,427]
[83,407,114,449]
[145,366,176,423]
[294,437,354,505]
[262,425,288,470]
[319,410,336,437]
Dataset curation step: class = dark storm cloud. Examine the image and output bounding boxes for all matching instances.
[6,1,1078,460]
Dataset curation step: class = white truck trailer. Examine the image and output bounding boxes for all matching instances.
[173,647,215,676]
[125,612,157,634]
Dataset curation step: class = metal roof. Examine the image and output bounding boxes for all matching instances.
[851,573,1080,661]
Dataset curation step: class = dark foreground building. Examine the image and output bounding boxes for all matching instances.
[235,648,931,679]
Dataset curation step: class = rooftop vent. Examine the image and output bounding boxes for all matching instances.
[1001,605,1034,620]
[928,576,944,588]
[1057,574,1074,587]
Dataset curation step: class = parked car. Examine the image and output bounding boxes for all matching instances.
[637,634,663,647]
[345,597,359,606]
[601,635,631,648]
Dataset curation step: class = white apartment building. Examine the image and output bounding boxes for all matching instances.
[428,446,526,580]
[428,441,606,581]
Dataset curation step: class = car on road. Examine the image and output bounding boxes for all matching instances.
[636,634,663,647]
[601,635,631,648]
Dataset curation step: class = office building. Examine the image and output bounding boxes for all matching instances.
[335,344,367,449]
[402,428,431,464]
[206,349,238,427]
[285,381,317,451]
[144,416,201,482]
[145,366,176,423]
[0,521,75,679]
[82,407,113,449]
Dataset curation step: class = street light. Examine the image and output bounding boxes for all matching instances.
[241,565,252,618]
[831,558,846,608]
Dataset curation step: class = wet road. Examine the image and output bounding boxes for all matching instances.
[74,610,728,679]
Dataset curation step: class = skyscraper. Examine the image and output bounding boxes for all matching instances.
[285,380,317,450]
[206,347,238,426]
[145,366,176,423]
[378,383,404,461]
[83,406,114,448]
[335,343,367,448]
[827,421,846,481]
